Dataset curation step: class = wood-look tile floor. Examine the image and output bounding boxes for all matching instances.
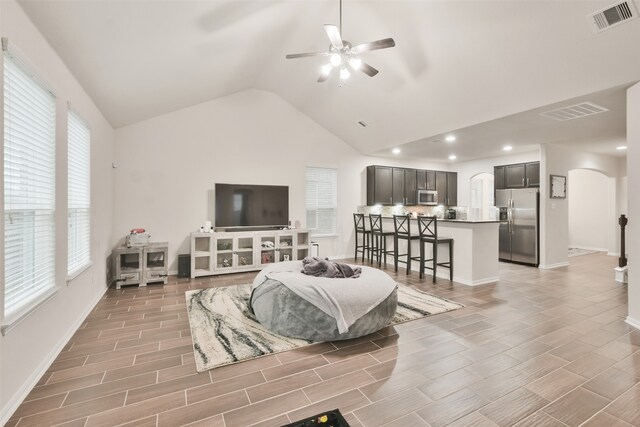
[8,253,639,427]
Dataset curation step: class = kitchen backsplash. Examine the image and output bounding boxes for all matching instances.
[357,205,468,220]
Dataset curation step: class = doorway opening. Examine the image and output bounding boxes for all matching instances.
[469,173,495,220]
[567,168,615,259]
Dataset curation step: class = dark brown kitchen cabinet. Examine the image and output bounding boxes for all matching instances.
[435,171,447,205]
[404,169,417,205]
[426,170,436,190]
[417,170,427,190]
[367,165,457,206]
[526,162,540,187]
[367,166,393,205]
[392,168,405,204]
[506,164,526,188]
[494,166,506,190]
[496,161,540,190]
[446,172,457,206]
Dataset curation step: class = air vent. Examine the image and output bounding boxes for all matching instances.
[358,120,368,128]
[540,102,609,122]
[587,1,637,33]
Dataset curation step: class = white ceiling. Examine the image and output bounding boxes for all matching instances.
[17,0,640,161]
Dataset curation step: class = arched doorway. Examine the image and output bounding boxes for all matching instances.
[567,168,616,258]
[469,173,495,220]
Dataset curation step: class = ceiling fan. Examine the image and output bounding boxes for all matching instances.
[285,0,395,82]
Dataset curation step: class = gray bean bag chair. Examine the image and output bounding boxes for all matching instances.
[250,262,398,341]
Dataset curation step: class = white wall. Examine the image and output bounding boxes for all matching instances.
[627,82,640,328]
[540,144,622,269]
[0,1,115,423]
[568,169,615,252]
[452,150,541,207]
[113,89,447,271]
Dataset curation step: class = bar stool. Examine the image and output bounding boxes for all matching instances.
[369,214,395,267]
[393,214,421,275]
[417,216,454,282]
[353,213,372,262]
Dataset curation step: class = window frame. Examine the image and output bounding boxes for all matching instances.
[67,107,92,281]
[305,167,338,238]
[2,42,58,333]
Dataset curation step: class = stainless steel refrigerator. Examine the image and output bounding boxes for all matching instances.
[496,188,539,266]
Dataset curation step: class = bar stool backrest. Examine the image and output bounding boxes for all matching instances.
[393,214,412,237]
[369,214,383,233]
[353,213,366,232]
[418,216,438,240]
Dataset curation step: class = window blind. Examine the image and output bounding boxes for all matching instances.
[306,167,337,236]
[3,49,56,320]
[67,109,90,277]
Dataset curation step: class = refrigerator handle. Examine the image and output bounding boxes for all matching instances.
[509,198,514,234]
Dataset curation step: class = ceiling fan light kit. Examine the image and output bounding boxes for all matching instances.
[286,0,395,83]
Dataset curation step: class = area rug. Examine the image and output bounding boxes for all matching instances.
[186,283,464,372]
[568,247,601,257]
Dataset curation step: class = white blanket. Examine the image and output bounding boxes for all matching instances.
[253,261,397,333]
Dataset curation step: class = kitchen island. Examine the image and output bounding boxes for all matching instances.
[378,217,500,286]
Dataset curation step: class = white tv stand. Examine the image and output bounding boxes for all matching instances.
[190,228,311,278]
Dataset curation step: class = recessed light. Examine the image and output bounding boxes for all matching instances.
[448,154,457,160]
[392,148,401,154]
[503,145,513,151]
[617,145,627,150]
[445,135,456,143]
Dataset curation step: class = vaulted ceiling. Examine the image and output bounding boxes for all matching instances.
[17,0,640,161]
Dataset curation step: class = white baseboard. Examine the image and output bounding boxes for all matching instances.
[626,316,640,331]
[0,287,108,425]
[569,245,608,252]
[455,276,499,286]
[607,252,620,257]
[539,262,570,270]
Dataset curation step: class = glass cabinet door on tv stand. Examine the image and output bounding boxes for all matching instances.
[190,229,311,278]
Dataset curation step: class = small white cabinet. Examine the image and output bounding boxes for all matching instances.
[190,229,311,278]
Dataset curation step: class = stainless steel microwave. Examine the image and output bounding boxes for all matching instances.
[417,190,438,205]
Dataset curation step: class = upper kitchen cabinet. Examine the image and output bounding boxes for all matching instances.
[417,170,426,190]
[426,170,436,190]
[367,165,393,205]
[392,168,405,204]
[498,161,540,189]
[435,171,447,205]
[526,162,540,187]
[367,165,457,206]
[417,170,437,192]
[446,172,457,206]
[494,166,506,190]
[404,169,417,205]
[505,164,526,188]
[435,171,457,206]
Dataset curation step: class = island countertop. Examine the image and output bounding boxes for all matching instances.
[375,215,500,224]
[373,215,499,286]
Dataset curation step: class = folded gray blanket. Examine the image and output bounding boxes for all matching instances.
[301,257,362,279]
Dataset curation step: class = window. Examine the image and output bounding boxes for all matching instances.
[3,48,56,323]
[306,167,337,236]
[67,108,91,278]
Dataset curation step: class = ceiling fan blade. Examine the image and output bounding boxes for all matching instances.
[359,62,379,77]
[286,51,329,59]
[317,73,329,83]
[351,38,395,54]
[324,24,344,49]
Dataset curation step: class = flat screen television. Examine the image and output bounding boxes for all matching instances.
[215,183,289,229]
